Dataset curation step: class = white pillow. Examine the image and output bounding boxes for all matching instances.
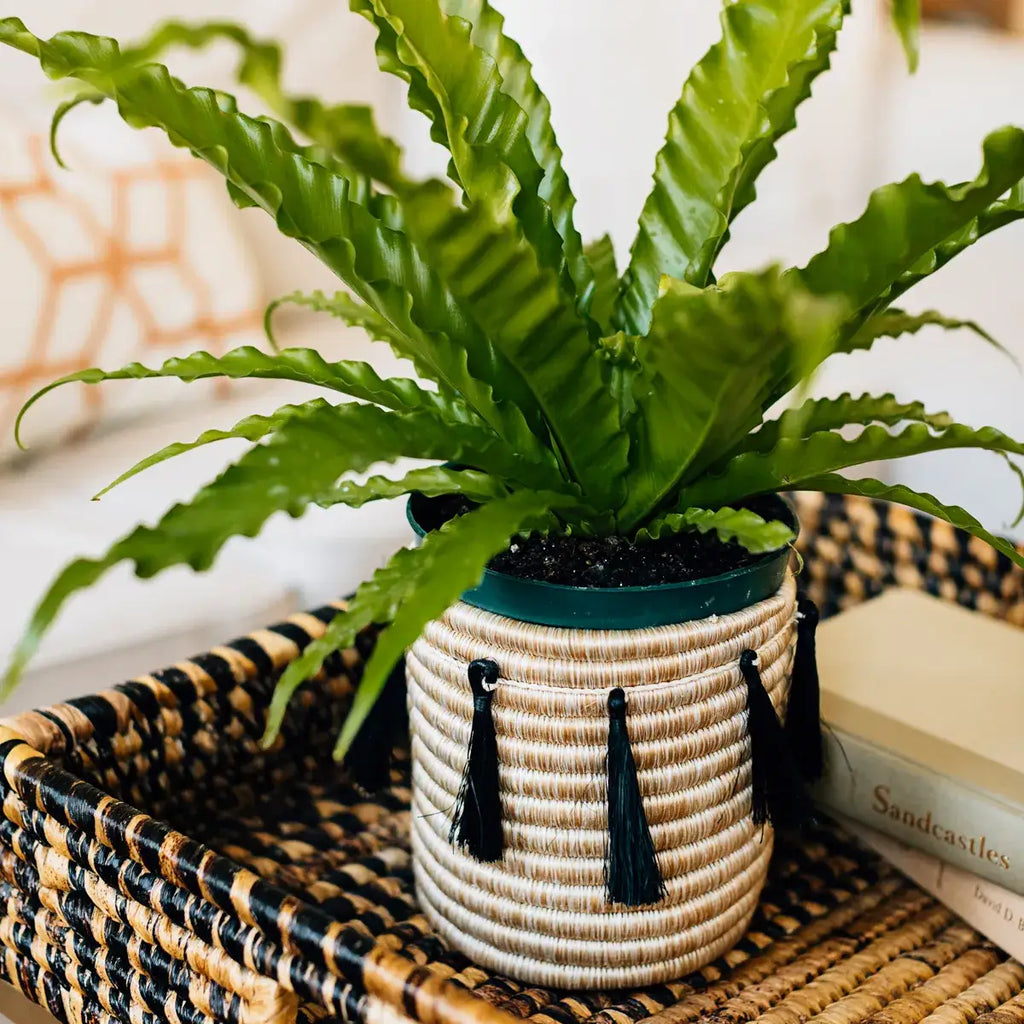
[0,104,266,459]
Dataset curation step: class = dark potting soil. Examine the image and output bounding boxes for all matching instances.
[410,492,787,588]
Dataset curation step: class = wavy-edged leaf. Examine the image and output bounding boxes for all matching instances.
[4,399,554,696]
[348,1,447,174]
[16,345,484,450]
[440,0,591,302]
[847,307,1005,353]
[262,543,426,746]
[729,1,848,226]
[348,0,577,303]
[333,488,562,757]
[400,179,627,507]
[798,127,1024,317]
[93,19,407,188]
[584,234,618,334]
[265,289,419,363]
[618,0,847,334]
[891,0,921,73]
[317,465,506,509]
[95,400,320,498]
[742,392,954,456]
[53,26,384,206]
[862,186,1024,317]
[262,488,563,751]
[619,268,846,529]
[263,290,485,417]
[266,290,529,444]
[794,475,1024,568]
[97,395,564,499]
[635,505,794,553]
[50,90,103,166]
[287,102,404,188]
[865,183,1024,323]
[0,19,551,460]
[683,420,1024,509]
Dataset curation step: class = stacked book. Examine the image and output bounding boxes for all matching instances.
[812,587,1024,959]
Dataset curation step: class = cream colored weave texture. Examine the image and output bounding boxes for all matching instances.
[406,574,798,989]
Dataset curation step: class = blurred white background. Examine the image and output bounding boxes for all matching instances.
[1,1,1023,722]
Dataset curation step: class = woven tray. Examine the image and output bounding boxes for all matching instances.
[0,492,1022,1024]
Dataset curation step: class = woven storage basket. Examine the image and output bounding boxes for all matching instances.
[407,574,798,988]
[0,492,1022,1024]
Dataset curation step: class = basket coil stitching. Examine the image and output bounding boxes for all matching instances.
[407,574,798,988]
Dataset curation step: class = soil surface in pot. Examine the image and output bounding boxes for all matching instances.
[411,493,788,588]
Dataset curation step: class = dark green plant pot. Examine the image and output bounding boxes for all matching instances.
[406,493,797,630]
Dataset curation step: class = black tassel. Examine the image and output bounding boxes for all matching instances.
[449,659,503,862]
[605,687,665,906]
[739,649,814,830]
[786,597,824,783]
[344,654,406,792]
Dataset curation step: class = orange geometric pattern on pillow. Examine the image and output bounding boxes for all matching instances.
[0,136,263,450]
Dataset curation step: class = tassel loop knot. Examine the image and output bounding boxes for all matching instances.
[607,686,627,721]
[470,659,498,711]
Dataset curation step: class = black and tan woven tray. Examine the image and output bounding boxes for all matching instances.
[1,492,1022,1024]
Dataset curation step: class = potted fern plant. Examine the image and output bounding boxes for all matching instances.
[4,0,1024,988]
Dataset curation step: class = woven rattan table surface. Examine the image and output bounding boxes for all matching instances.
[0,492,1021,1024]
[199,755,1024,1024]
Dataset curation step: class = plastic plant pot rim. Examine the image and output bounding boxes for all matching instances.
[405,493,798,630]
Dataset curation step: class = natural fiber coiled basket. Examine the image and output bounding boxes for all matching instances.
[0,493,1023,1024]
[407,574,797,988]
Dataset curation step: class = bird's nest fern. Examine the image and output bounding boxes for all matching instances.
[2,0,1023,756]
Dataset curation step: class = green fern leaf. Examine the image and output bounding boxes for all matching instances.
[264,290,411,355]
[16,346,485,450]
[317,466,507,509]
[844,308,1007,358]
[349,0,577,302]
[618,268,845,529]
[742,392,954,456]
[333,489,563,757]
[798,127,1024,317]
[890,0,921,73]
[635,505,794,553]
[264,289,431,371]
[441,0,591,303]
[400,180,628,506]
[683,420,1024,509]
[95,19,407,187]
[262,543,428,746]
[262,488,564,752]
[94,400,323,498]
[618,0,847,334]
[5,399,549,696]
[868,184,1024,318]
[795,475,1024,568]
[584,235,619,334]
[98,397,564,499]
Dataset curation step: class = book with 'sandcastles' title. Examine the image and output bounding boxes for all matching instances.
[811,587,1024,895]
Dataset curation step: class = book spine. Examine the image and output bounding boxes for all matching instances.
[813,727,1024,895]
[835,814,1024,962]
